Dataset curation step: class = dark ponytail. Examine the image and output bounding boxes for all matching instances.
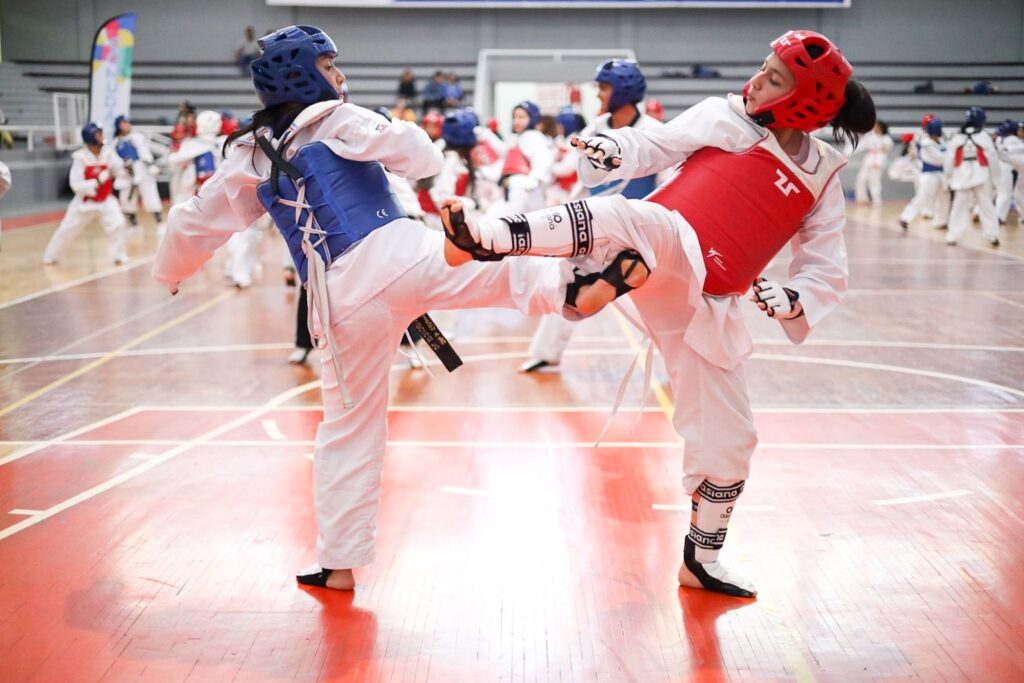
[222,101,308,159]
[831,79,876,151]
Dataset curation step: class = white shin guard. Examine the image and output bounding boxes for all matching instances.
[679,479,757,598]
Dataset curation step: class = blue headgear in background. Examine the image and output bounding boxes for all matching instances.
[113,115,130,134]
[996,119,1020,137]
[924,118,943,137]
[965,106,987,129]
[594,59,646,113]
[443,108,478,148]
[514,100,541,130]
[250,25,339,108]
[555,106,586,137]
[81,121,103,145]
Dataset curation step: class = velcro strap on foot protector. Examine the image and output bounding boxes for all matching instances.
[502,214,531,255]
[410,313,463,372]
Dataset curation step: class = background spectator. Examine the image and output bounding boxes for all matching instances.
[235,26,260,76]
[444,72,464,108]
[397,69,417,102]
[421,71,447,115]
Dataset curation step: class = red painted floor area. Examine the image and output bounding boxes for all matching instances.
[2,407,1023,681]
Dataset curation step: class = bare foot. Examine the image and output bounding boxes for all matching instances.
[440,200,474,267]
[574,253,649,317]
[326,568,355,591]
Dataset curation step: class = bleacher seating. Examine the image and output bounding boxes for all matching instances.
[6,58,1024,130]
[13,60,477,124]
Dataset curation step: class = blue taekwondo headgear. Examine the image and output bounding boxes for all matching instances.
[555,106,585,137]
[594,59,647,113]
[81,121,103,145]
[250,25,339,108]
[514,100,541,130]
[443,109,478,148]
[965,106,987,129]
[924,118,943,137]
[996,119,1020,137]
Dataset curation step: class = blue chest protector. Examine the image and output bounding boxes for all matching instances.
[194,151,216,178]
[588,174,658,199]
[257,140,406,284]
[116,138,139,162]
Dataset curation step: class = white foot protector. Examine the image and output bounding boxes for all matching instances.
[679,549,757,598]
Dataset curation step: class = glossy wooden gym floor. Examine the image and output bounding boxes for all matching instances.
[0,203,1022,682]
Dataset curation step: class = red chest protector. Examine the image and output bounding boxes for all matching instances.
[648,138,843,296]
[501,147,531,177]
[472,141,499,167]
[417,173,470,215]
[83,164,114,203]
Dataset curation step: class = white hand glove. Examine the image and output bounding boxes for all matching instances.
[148,164,161,176]
[750,278,802,319]
[571,133,622,171]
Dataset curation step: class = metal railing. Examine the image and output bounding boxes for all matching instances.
[0,123,172,153]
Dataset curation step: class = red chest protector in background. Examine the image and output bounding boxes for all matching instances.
[417,172,470,215]
[83,164,114,203]
[647,135,845,296]
[501,147,531,177]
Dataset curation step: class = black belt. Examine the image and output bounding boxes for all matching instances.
[410,313,462,372]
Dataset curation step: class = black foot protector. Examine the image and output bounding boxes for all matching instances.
[565,249,649,308]
[440,204,505,262]
[296,566,334,587]
[682,539,756,599]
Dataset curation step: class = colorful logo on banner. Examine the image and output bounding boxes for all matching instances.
[89,13,136,140]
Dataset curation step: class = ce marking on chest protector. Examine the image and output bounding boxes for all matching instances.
[376,208,389,218]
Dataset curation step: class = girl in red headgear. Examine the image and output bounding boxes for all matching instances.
[441,30,876,599]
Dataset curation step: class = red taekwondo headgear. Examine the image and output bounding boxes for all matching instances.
[743,30,853,132]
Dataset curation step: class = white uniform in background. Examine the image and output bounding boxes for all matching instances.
[113,131,163,223]
[153,102,578,572]
[472,126,507,212]
[899,134,950,229]
[43,145,127,265]
[945,127,1001,245]
[527,112,664,370]
[852,129,893,205]
[995,133,1024,222]
[0,160,10,236]
[487,128,553,216]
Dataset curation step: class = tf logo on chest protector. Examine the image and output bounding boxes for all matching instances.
[774,169,801,197]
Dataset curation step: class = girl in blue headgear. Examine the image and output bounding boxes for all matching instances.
[492,100,553,217]
[152,25,646,591]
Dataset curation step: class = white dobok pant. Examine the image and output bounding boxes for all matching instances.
[43,197,127,264]
[949,182,999,243]
[313,225,573,570]
[480,195,759,494]
[899,172,951,228]
[855,163,885,205]
[994,165,1021,222]
[118,173,163,215]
